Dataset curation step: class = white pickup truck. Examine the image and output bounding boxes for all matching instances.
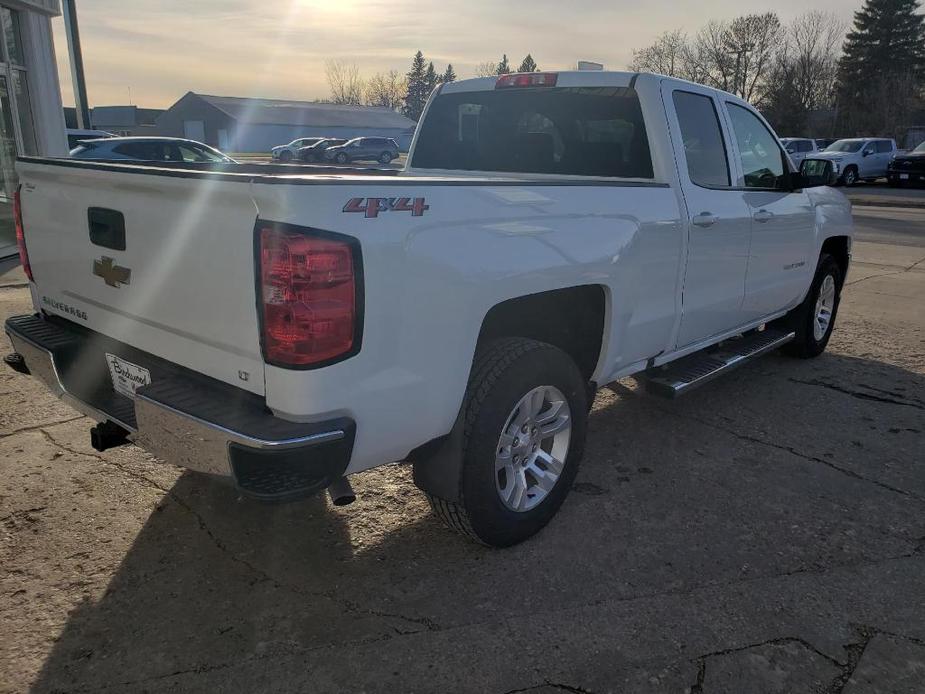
[6,71,852,546]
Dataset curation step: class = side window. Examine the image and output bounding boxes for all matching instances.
[726,103,786,189]
[672,90,730,187]
[799,140,814,153]
[876,140,892,153]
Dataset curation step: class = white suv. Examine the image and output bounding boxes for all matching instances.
[780,137,819,166]
[815,138,897,186]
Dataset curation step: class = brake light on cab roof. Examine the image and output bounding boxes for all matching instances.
[495,72,558,89]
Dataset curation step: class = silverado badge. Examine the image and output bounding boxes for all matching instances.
[93,256,131,288]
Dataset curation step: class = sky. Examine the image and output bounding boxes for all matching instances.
[52,0,857,109]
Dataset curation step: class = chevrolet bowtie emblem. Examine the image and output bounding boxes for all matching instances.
[92,256,131,288]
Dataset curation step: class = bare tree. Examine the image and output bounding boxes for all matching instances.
[325,59,365,105]
[763,12,845,134]
[629,29,689,77]
[365,70,407,110]
[724,13,783,103]
[689,20,737,93]
[475,61,497,77]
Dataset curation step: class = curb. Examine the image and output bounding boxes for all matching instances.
[848,197,925,209]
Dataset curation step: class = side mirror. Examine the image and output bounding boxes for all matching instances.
[786,146,797,154]
[798,158,837,188]
[862,148,873,157]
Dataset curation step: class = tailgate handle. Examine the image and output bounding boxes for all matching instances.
[88,207,126,251]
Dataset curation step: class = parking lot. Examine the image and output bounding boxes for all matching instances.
[1,195,924,693]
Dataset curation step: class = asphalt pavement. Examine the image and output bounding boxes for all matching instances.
[1,204,924,693]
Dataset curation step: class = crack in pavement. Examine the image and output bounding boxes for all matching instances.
[846,254,925,287]
[0,415,85,440]
[503,682,599,694]
[614,385,925,504]
[0,506,47,524]
[788,377,925,410]
[36,426,441,635]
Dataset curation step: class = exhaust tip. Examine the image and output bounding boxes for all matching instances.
[328,476,356,506]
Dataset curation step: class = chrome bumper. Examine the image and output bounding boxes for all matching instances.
[6,315,354,500]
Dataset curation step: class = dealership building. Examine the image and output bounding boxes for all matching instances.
[153,92,417,154]
[0,0,68,258]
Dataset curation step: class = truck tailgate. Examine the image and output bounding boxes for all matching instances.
[18,162,266,395]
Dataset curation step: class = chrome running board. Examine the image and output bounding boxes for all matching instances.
[639,329,795,398]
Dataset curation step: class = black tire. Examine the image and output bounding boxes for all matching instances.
[379,151,392,164]
[423,338,588,547]
[335,152,349,164]
[841,166,858,187]
[776,254,843,358]
[279,150,292,162]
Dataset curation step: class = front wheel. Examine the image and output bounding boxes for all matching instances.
[776,254,843,358]
[841,167,858,187]
[421,338,588,547]
[335,152,349,164]
[379,151,393,164]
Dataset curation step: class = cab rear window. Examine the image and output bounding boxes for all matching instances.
[411,86,654,178]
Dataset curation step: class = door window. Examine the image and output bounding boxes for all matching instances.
[875,140,893,153]
[726,103,787,189]
[672,90,730,187]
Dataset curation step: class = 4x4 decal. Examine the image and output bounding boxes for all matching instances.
[343,197,429,219]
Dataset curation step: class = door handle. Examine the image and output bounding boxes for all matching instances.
[691,212,718,228]
[753,209,774,223]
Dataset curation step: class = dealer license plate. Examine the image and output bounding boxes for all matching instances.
[900,173,910,180]
[105,353,151,398]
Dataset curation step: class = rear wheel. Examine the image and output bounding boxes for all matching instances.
[422,338,588,547]
[776,254,843,358]
[379,151,392,164]
[335,152,348,164]
[841,166,858,187]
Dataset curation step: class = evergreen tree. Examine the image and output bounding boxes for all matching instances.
[440,64,457,83]
[839,0,925,83]
[518,54,538,72]
[496,54,511,75]
[425,61,439,95]
[836,0,925,135]
[403,51,429,121]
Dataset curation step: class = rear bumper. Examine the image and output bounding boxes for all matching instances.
[5,314,355,502]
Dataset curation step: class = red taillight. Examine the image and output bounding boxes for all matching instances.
[13,187,32,281]
[259,225,359,367]
[495,72,558,89]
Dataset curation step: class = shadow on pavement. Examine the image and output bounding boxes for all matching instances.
[27,351,925,692]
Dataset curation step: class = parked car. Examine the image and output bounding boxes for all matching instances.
[780,137,819,166]
[70,136,235,163]
[815,138,839,150]
[324,137,399,164]
[298,138,347,163]
[812,138,897,186]
[887,140,925,187]
[8,71,851,547]
[271,138,325,162]
[65,128,114,150]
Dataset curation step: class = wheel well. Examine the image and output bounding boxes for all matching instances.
[477,285,606,382]
[821,236,850,281]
